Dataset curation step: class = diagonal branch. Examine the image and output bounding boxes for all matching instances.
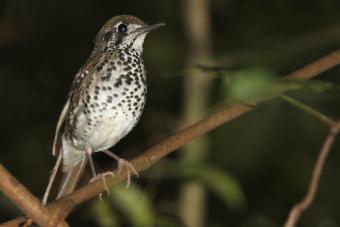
[4,48,340,226]
[49,48,340,218]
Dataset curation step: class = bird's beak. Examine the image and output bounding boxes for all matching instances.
[134,22,166,36]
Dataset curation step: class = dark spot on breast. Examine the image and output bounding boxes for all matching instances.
[107,95,113,102]
[124,76,133,85]
[123,66,131,71]
[114,78,123,88]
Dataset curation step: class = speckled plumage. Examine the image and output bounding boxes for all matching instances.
[61,43,147,169]
[43,15,164,204]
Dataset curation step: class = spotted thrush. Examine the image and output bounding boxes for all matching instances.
[43,15,165,205]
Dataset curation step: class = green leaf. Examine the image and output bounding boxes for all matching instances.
[155,215,184,227]
[304,80,334,92]
[110,184,155,227]
[182,164,246,212]
[90,200,120,227]
[224,68,278,101]
[198,165,246,211]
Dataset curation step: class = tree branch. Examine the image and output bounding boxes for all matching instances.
[4,48,340,226]
[284,121,340,227]
[50,49,340,220]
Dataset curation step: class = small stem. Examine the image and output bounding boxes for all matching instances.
[284,122,340,227]
[279,94,335,126]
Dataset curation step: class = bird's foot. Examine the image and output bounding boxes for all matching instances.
[89,171,114,200]
[100,150,139,187]
[116,158,138,188]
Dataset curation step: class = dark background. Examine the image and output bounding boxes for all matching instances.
[1,0,340,226]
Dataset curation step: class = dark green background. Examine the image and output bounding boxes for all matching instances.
[1,0,340,226]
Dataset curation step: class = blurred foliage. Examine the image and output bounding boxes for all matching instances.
[223,67,278,101]
[91,184,155,227]
[1,0,340,227]
[184,163,246,212]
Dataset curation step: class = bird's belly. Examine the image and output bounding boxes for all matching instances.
[90,111,136,150]
[73,107,142,151]
[67,68,146,152]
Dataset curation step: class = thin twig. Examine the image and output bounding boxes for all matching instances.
[0,165,69,227]
[4,48,340,226]
[284,121,340,227]
[279,94,335,126]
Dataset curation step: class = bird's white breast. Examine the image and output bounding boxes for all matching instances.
[71,52,146,152]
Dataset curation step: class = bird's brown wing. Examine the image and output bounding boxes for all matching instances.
[52,52,104,156]
[44,53,110,205]
[44,66,88,204]
[52,99,70,156]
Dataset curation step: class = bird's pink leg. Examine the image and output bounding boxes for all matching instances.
[86,146,114,199]
[101,150,138,187]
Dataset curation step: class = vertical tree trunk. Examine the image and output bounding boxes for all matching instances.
[179,0,212,226]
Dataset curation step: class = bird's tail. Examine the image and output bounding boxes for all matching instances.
[43,143,87,205]
[43,151,63,205]
[56,155,87,200]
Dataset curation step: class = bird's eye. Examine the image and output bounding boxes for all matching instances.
[118,23,128,33]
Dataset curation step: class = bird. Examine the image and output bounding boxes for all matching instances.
[42,15,165,205]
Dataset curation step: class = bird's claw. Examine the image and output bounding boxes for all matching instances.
[89,171,114,199]
[116,159,138,188]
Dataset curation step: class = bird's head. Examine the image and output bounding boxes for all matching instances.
[94,15,165,54]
